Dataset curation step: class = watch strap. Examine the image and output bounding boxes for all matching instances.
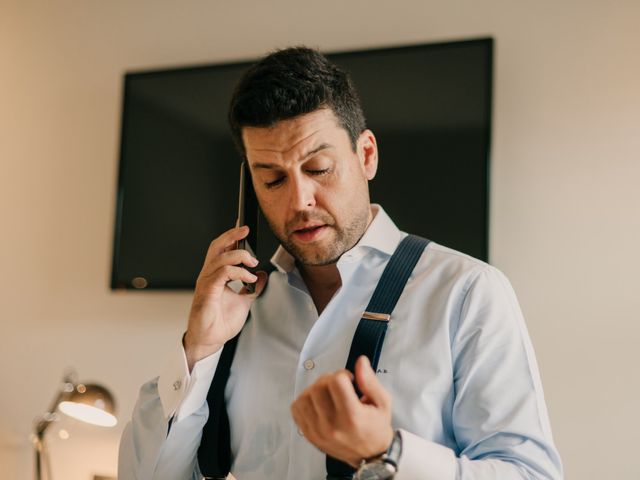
[384,430,403,468]
[356,430,403,479]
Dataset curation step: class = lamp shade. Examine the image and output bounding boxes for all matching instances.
[58,383,117,427]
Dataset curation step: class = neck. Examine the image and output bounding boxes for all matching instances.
[298,262,342,291]
[297,262,342,315]
[296,206,375,313]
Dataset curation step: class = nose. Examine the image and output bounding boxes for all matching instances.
[289,173,316,211]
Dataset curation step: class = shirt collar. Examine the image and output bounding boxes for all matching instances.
[269,204,402,273]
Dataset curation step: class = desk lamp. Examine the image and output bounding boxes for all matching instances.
[33,369,117,480]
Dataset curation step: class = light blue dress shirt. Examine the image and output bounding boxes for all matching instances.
[118,204,563,480]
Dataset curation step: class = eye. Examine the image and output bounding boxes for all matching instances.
[265,177,284,189]
[308,168,331,176]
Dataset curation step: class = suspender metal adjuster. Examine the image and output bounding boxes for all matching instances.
[361,311,391,321]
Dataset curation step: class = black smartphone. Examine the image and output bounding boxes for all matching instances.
[236,161,259,293]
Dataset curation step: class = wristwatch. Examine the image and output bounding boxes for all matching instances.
[355,430,403,480]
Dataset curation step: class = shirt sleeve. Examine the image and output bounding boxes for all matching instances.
[117,337,222,480]
[396,266,563,480]
[158,337,222,422]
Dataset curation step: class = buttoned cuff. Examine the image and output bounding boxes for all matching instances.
[395,429,457,480]
[157,336,222,423]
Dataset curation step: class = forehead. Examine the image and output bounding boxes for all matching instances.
[242,108,348,162]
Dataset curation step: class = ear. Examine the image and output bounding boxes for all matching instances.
[357,129,378,181]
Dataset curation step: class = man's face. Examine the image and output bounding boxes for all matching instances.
[243,108,378,266]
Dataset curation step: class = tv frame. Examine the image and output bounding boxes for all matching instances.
[111,37,493,290]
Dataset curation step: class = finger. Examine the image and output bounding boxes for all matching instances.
[197,250,258,291]
[308,379,337,433]
[290,403,305,436]
[198,264,257,293]
[240,270,269,297]
[326,370,359,418]
[203,225,251,264]
[211,249,259,270]
[291,396,316,440]
[355,356,389,408]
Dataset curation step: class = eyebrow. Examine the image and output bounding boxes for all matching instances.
[251,143,333,170]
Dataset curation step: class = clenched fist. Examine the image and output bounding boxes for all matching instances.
[291,355,394,467]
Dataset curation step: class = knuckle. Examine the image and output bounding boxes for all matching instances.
[218,251,234,263]
[334,371,351,386]
[208,237,224,253]
[296,390,309,404]
[220,264,235,276]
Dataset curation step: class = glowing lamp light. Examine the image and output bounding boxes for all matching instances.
[57,383,117,427]
[33,371,117,480]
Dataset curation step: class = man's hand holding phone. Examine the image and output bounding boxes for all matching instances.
[183,225,267,372]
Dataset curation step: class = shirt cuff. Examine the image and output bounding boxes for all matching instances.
[395,429,457,480]
[157,336,222,422]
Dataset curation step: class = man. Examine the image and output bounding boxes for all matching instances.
[118,47,563,479]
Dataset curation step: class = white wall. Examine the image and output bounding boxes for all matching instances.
[1,0,638,478]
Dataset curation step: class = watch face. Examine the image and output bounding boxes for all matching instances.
[356,461,395,480]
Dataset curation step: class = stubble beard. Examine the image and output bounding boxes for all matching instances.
[266,204,371,266]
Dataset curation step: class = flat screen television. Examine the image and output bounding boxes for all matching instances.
[112,38,492,290]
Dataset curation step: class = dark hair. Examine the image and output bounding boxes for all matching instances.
[228,46,366,156]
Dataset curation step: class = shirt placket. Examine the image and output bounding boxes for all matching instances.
[285,256,365,479]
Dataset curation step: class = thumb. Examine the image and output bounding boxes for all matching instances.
[251,270,269,297]
[354,356,388,407]
[239,270,269,300]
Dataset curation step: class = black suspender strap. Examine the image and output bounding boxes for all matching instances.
[197,331,241,479]
[325,234,430,479]
[346,235,431,378]
[198,260,276,479]
[197,236,430,480]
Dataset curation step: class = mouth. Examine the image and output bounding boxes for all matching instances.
[292,224,328,242]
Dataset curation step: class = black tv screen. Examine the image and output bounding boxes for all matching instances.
[112,38,492,290]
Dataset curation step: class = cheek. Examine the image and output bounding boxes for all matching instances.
[332,168,369,203]
[258,196,287,229]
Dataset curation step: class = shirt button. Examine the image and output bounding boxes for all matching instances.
[303,359,315,371]
[172,380,182,391]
